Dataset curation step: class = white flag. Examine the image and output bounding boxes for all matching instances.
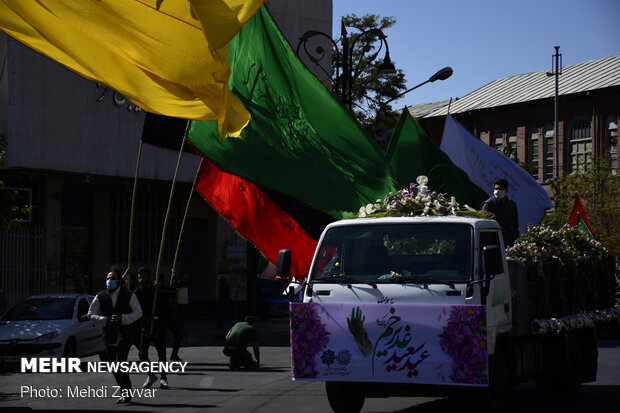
[440,115,552,234]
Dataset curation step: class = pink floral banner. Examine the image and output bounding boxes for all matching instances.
[290,303,488,386]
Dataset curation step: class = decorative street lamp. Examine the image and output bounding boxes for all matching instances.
[374,66,454,144]
[546,46,562,179]
[296,21,397,111]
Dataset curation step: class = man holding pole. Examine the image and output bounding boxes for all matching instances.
[134,267,170,389]
[88,266,142,404]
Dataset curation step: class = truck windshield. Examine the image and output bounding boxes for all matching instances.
[311,223,473,284]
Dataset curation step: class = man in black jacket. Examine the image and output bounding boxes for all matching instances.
[482,178,520,247]
[88,266,142,404]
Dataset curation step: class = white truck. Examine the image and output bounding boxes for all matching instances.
[279,216,617,413]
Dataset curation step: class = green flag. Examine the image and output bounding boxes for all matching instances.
[386,110,488,208]
[187,8,396,219]
[576,216,595,240]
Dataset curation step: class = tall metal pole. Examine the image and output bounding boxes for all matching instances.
[548,46,562,178]
[126,140,143,291]
[150,133,187,335]
[341,21,350,110]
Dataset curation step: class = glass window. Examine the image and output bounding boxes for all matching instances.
[543,125,554,180]
[77,298,90,318]
[311,223,473,282]
[506,129,517,160]
[529,128,539,180]
[492,132,503,151]
[3,298,75,321]
[608,118,618,175]
[569,117,592,173]
[109,193,183,263]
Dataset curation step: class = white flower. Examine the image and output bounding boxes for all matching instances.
[416,175,428,186]
[358,206,367,217]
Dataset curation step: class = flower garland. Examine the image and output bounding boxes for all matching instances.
[290,303,330,378]
[358,176,491,219]
[506,224,609,263]
[438,306,488,384]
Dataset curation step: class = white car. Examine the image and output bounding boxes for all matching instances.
[0,294,106,363]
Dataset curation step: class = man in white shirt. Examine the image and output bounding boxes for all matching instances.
[88,266,142,404]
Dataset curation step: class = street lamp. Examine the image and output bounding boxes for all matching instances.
[381,66,453,107]
[296,21,397,110]
[374,66,454,143]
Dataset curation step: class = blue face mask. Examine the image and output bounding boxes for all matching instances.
[106,279,118,290]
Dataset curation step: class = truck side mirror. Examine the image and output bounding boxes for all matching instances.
[482,245,503,277]
[277,249,292,279]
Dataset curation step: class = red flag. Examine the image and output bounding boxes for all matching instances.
[568,193,595,237]
[195,158,319,277]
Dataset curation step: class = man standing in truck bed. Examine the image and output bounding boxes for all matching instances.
[223,316,260,369]
[482,178,519,247]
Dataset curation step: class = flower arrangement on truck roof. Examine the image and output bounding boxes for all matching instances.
[357,175,491,219]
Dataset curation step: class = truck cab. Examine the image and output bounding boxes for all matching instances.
[304,216,511,353]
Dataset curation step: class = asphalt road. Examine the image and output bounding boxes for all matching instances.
[0,317,618,413]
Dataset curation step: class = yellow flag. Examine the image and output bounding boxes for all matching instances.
[0,0,266,138]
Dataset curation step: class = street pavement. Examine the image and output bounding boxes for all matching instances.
[0,317,619,413]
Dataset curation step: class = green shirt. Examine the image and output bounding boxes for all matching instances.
[225,322,258,349]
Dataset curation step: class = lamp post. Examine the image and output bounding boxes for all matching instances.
[296,21,396,111]
[546,46,562,179]
[374,67,453,143]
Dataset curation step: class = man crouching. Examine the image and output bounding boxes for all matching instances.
[223,316,260,369]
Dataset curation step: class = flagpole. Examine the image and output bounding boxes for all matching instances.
[171,158,202,285]
[150,126,189,335]
[126,140,144,291]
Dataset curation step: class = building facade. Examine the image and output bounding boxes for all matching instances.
[0,1,332,309]
[411,55,620,186]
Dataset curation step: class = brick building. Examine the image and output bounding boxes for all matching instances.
[410,55,619,182]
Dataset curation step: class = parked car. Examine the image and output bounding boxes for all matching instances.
[0,294,105,363]
[257,279,290,319]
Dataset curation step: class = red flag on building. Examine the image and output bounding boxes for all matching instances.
[568,193,595,239]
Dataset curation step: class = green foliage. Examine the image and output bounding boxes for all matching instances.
[338,14,407,124]
[0,136,30,229]
[542,155,620,257]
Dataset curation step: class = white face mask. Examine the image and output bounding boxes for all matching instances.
[494,189,506,199]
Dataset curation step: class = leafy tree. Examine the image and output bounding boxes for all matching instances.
[335,14,407,125]
[542,154,620,258]
[0,136,29,229]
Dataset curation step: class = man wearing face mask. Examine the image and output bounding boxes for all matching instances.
[88,266,143,404]
[482,178,520,247]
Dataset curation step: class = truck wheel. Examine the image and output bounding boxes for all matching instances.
[536,332,582,396]
[579,327,598,383]
[325,381,364,413]
[563,332,583,395]
[481,346,509,413]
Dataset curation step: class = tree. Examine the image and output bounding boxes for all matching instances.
[542,155,620,258]
[0,136,29,229]
[336,14,407,126]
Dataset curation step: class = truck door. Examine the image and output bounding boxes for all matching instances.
[478,230,511,337]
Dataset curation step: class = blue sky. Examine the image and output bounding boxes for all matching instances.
[333,0,620,107]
